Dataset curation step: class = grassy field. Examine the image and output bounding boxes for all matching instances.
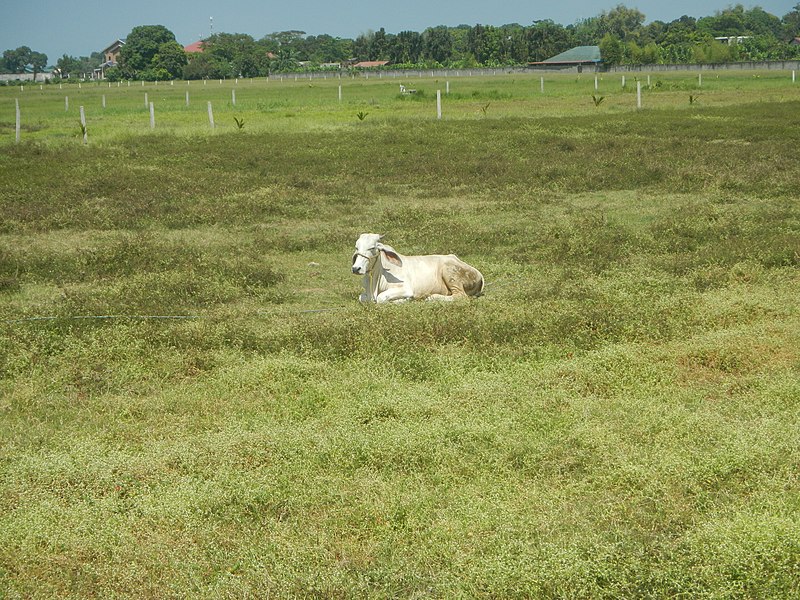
[1,71,799,597]
[2,69,799,142]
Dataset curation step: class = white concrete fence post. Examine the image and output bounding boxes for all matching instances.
[80,106,87,144]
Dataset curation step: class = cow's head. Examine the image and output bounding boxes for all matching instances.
[352,233,402,275]
[352,233,382,275]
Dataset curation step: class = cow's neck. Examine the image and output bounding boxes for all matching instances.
[362,272,375,302]
[363,268,382,302]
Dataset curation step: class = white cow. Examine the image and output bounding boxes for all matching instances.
[351,233,484,303]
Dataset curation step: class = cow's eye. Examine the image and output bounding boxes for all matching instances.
[352,254,357,265]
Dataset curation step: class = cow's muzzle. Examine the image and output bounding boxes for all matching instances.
[352,251,375,276]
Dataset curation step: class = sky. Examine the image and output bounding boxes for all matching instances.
[2,0,795,65]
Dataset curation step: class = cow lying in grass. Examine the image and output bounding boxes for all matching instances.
[351,233,484,303]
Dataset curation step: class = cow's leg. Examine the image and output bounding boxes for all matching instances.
[425,294,455,302]
[376,287,412,303]
[443,262,482,298]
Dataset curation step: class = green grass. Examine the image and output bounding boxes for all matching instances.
[1,70,799,597]
[2,69,798,143]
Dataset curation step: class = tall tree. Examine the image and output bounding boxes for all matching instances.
[305,35,352,63]
[743,7,782,37]
[466,24,503,64]
[3,46,32,73]
[263,30,306,47]
[353,31,372,60]
[119,25,178,78]
[525,20,575,62]
[0,46,47,77]
[450,25,473,63]
[270,47,299,72]
[599,33,624,65]
[571,17,602,45]
[371,28,389,60]
[784,3,800,39]
[697,6,746,37]
[30,51,48,79]
[389,31,423,63]
[183,52,229,79]
[56,54,83,78]
[422,26,453,64]
[501,24,529,63]
[152,41,187,78]
[204,33,260,77]
[642,20,668,45]
[596,5,646,41]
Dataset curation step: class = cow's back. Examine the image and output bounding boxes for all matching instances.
[378,251,484,301]
[397,254,451,298]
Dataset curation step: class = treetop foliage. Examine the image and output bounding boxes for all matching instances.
[3,3,799,79]
[117,25,187,80]
[1,46,48,76]
[175,3,800,77]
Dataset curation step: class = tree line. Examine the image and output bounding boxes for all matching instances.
[1,47,49,78]
[3,4,800,81]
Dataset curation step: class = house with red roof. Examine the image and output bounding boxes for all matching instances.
[184,41,205,53]
[352,60,389,68]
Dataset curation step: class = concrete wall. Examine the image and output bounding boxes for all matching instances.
[607,60,800,73]
[271,60,798,81]
[0,72,53,82]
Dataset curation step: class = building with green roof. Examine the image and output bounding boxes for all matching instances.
[529,46,602,72]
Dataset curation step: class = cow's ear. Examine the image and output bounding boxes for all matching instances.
[380,248,402,267]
